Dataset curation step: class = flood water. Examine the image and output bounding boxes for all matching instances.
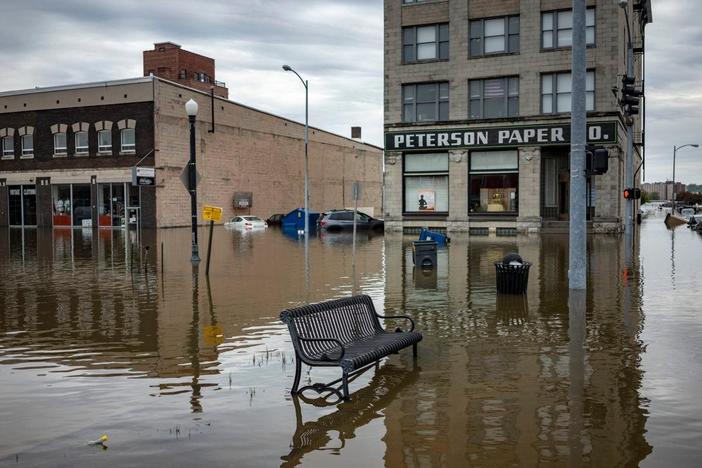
[1,211,700,467]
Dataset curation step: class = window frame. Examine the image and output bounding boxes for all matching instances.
[97,129,112,154]
[468,150,519,215]
[75,131,89,155]
[540,70,595,114]
[1,135,14,158]
[469,15,520,57]
[403,152,449,215]
[469,76,519,120]
[21,134,33,156]
[120,128,136,153]
[541,7,596,50]
[402,23,449,63]
[402,82,450,123]
[53,132,67,155]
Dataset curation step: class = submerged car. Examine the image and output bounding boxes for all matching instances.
[318,210,384,232]
[266,213,284,226]
[224,216,267,229]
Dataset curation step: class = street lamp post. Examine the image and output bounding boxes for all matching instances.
[672,143,699,213]
[282,64,309,238]
[185,99,200,264]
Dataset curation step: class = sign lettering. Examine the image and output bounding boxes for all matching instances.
[385,122,617,151]
[202,205,223,222]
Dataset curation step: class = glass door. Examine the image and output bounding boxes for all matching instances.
[22,186,37,226]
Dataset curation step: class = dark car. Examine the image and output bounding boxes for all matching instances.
[318,210,384,232]
[266,213,284,226]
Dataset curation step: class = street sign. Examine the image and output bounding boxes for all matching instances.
[203,205,223,222]
[180,165,202,190]
[352,181,362,201]
[132,166,155,186]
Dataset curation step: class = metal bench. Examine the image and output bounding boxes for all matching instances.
[280,295,422,400]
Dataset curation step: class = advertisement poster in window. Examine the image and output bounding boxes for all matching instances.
[418,190,435,211]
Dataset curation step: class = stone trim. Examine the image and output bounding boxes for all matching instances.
[50,123,68,134]
[17,126,34,136]
[72,122,90,132]
[94,120,113,131]
[117,119,137,130]
[0,127,14,138]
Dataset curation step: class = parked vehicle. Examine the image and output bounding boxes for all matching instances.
[266,213,284,226]
[224,216,267,229]
[318,210,384,232]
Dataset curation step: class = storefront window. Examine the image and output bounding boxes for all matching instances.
[404,152,449,213]
[469,150,518,214]
[72,184,92,226]
[97,183,126,227]
[52,185,72,226]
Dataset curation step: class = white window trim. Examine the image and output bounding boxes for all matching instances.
[53,132,68,157]
[97,130,112,154]
[1,135,14,159]
[75,131,89,156]
[20,134,33,158]
[120,128,136,153]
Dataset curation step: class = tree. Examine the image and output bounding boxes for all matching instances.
[641,190,651,204]
[676,191,702,205]
[650,191,660,200]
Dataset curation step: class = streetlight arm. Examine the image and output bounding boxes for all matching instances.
[283,66,308,89]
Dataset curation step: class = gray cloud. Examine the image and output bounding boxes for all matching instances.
[1,0,700,183]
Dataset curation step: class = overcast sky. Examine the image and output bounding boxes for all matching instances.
[0,0,699,183]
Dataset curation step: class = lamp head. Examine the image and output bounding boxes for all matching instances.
[185,99,198,117]
[282,65,292,72]
[692,144,699,148]
[618,0,628,8]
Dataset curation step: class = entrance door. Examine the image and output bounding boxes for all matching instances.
[8,186,22,225]
[558,169,569,220]
[22,186,37,226]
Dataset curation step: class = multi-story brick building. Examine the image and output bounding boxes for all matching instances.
[0,47,382,228]
[384,0,652,233]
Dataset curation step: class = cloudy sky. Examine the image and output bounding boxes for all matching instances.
[0,0,699,183]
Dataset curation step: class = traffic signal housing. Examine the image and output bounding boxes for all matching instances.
[621,75,642,116]
[586,146,609,175]
[623,187,641,200]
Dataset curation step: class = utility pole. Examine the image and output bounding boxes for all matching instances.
[569,0,587,290]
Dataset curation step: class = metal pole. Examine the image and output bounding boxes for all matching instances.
[189,115,200,264]
[569,0,587,290]
[625,44,634,235]
[304,80,309,238]
[206,220,214,276]
[672,145,676,212]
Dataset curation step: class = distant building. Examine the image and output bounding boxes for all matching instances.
[383,0,652,233]
[642,181,685,201]
[0,46,382,228]
[143,42,229,98]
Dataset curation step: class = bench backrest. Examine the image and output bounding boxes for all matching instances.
[280,295,382,358]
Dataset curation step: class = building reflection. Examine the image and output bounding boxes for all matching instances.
[381,232,650,466]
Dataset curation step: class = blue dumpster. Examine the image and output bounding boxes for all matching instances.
[419,228,449,247]
[282,208,320,231]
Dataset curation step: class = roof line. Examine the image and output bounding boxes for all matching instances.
[0,77,155,98]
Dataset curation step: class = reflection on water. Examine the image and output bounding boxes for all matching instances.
[0,216,700,466]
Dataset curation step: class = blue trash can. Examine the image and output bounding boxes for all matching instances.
[419,228,449,247]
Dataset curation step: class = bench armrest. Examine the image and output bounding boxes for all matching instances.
[375,314,415,332]
[298,337,346,361]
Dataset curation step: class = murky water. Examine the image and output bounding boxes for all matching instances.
[0,212,700,467]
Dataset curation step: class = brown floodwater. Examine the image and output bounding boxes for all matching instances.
[0,211,700,467]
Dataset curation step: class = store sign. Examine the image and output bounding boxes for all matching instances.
[385,122,617,151]
[132,166,155,186]
[202,205,223,222]
[233,192,253,209]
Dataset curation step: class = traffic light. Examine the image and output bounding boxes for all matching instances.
[623,187,641,200]
[621,75,642,116]
[586,146,609,175]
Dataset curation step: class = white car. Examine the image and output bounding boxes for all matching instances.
[224,216,268,229]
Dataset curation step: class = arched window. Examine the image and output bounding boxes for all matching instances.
[117,119,137,154]
[0,128,14,159]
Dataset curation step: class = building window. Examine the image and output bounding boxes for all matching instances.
[469,150,518,214]
[469,77,519,119]
[121,128,135,153]
[21,135,33,155]
[470,16,519,56]
[402,82,449,123]
[541,71,594,113]
[98,130,112,153]
[542,8,595,49]
[403,24,449,63]
[403,0,428,3]
[54,132,67,155]
[404,152,449,213]
[75,131,89,155]
[179,69,187,79]
[1,135,13,157]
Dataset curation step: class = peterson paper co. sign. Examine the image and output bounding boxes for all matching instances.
[385,122,617,151]
[132,166,155,186]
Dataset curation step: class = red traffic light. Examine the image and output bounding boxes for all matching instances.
[623,188,641,200]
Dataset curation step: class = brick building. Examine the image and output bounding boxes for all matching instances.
[0,49,382,228]
[383,0,652,233]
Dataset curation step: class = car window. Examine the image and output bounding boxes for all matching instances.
[235,217,242,222]
[337,211,354,221]
[244,216,261,221]
[356,212,370,221]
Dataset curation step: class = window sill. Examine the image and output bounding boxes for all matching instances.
[469,213,518,219]
[403,212,448,217]
[541,44,596,53]
[20,154,34,159]
[53,153,68,158]
[1,155,14,160]
[75,152,89,157]
[403,58,449,65]
[468,52,519,60]
[97,151,112,156]
[120,151,136,156]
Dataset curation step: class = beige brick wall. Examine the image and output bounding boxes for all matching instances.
[154,80,383,227]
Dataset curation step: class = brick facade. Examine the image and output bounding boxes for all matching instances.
[384,0,649,233]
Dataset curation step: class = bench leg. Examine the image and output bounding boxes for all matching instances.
[342,371,350,400]
[291,355,302,394]
[413,343,418,358]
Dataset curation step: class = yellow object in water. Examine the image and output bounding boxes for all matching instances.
[88,434,108,446]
